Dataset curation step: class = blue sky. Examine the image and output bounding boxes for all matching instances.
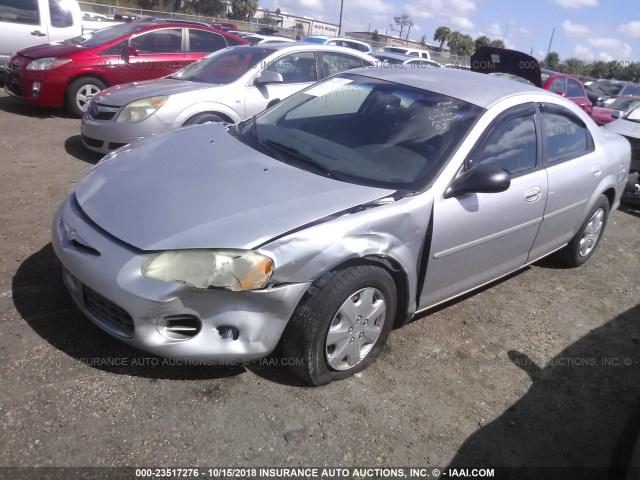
[260,0,640,62]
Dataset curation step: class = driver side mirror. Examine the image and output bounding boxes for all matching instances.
[254,70,283,85]
[122,45,138,63]
[610,110,621,119]
[444,164,511,199]
[554,91,567,97]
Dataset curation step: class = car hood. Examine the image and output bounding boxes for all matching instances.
[93,78,215,106]
[604,118,640,139]
[18,42,87,59]
[75,123,394,251]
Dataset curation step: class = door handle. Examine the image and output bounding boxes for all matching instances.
[524,187,541,202]
[592,165,602,177]
[31,30,46,37]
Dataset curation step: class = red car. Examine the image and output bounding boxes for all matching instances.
[2,21,248,117]
[541,69,593,116]
[591,95,640,126]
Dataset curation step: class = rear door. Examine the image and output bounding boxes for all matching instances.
[0,0,47,63]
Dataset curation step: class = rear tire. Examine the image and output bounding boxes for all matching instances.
[556,195,609,267]
[283,266,396,386]
[65,77,106,118]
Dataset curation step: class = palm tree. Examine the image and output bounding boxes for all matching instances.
[433,26,451,51]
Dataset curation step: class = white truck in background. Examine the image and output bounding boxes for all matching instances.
[0,0,83,67]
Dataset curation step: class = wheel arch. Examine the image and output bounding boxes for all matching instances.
[174,102,242,127]
[64,73,111,95]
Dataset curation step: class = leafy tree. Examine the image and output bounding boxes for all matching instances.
[545,51,560,70]
[474,35,490,51]
[393,14,414,39]
[191,0,227,16]
[448,31,474,56]
[372,29,381,42]
[228,0,258,20]
[433,25,450,51]
[490,39,505,48]
[419,35,427,47]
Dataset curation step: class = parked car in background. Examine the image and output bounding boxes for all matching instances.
[242,34,296,45]
[81,43,376,153]
[55,67,629,386]
[591,95,640,126]
[605,103,640,203]
[3,21,248,117]
[371,52,441,68]
[541,69,593,116]
[210,22,237,32]
[376,45,431,60]
[300,36,372,53]
[586,80,640,106]
[0,0,82,69]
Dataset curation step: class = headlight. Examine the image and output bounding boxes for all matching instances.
[116,96,168,123]
[26,57,72,70]
[142,250,273,291]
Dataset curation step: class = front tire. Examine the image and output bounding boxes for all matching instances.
[65,77,106,118]
[183,112,225,126]
[283,266,397,386]
[557,195,609,267]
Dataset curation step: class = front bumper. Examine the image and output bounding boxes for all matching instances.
[81,107,169,154]
[52,194,310,361]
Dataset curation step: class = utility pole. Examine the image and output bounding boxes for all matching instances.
[338,0,344,36]
[545,27,555,67]
[502,21,509,43]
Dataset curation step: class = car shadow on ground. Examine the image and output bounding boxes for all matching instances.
[0,95,69,119]
[12,244,245,381]
[620,204,640,219]
[65,135,103,164]
[446,303,640,479]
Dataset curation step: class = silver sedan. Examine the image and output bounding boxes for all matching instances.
[55,67,630,385]
[81,43,376,154]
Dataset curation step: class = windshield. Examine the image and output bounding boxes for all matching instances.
[245,73,484,190]
[64,23,149,48]
[381,47,409,54]
[372,54,405,65]
[170,46,274,84]
[593,82,624,97]
[602,96,640,111]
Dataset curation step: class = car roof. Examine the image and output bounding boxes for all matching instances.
[233,43,374,55]
[352,66,546,108]
[372,52,415,60]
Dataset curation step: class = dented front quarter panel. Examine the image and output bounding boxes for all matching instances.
[257,192,435,319]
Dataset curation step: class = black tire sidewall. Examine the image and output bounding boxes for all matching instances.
[568,195,610,267]
[184,113,224,126]
[286,266,397,386]
[65,77,106,118]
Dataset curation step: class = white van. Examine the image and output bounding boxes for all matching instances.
[377,46,431,60]
[0,0,82,67]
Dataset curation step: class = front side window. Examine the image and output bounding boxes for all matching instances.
[246,74,485,190]
[542,109,589,163]
[49,0,72,28]
[549,77,566,94]
[471,115,537,174]
[265,52,318,84]
[130,28,182,54]
[0,0,39,25]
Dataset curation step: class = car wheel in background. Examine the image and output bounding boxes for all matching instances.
[65,77,107,118]
[283,266,396,386]
[183,112,226,125]
[557,195,610,267]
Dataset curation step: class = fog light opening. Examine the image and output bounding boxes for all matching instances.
[157,314,201,340]
[218,326,239,340]
[32,81,41,97]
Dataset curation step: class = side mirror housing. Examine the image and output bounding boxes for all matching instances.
[444,164,511,199]
[554,91,567,97]
[254,70,283,85]
[610,110,621,119]
[122,45,138,62]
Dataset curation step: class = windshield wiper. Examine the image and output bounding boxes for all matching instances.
[263,140,348,181]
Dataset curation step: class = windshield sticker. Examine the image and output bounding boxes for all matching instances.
[305,78,353,97]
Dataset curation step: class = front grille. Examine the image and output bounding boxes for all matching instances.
[82,134,103,148]
[83,286,134,337]
[108,141,128,150]
[94,111,115,120]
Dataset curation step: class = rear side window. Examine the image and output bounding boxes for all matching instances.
[472,115,537,174]
[0,0,39,25]
[188,29,226,52]
[49,0,72,28]
[319,52,364,77]
[567,79,583,98]
[542,109,589,163]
